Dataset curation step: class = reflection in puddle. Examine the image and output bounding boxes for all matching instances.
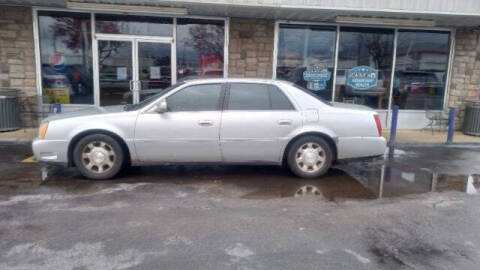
[18,162,480,201]
[336,146,480,199]
[4,142,480,201]
[294,185,321,197]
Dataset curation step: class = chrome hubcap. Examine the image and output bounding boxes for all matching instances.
[81,141,116,174]
[295,142,326,173]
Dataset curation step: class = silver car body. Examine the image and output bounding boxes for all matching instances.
[32,78,386,166]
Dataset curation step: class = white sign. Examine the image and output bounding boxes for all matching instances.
[150,66,161,79]
[117,67,127,80]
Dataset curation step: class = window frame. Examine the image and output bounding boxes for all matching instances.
[36,10,95,105]
[33,7,229,108]
[165,83,226,112]
[224,83,296,111]
[273,20,455,116]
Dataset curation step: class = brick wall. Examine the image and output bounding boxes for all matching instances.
[449,30,480,128]
[228,18,274,78]
[0,6,37,127]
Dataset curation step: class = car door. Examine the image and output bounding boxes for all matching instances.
[220,83,302,163]
[134,83,224,163]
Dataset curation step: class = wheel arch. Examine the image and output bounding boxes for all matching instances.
[282,132,338,166]
[67,129,131,167]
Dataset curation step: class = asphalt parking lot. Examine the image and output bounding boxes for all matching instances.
[1,142,480,269]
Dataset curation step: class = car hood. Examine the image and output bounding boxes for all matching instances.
[43,105,125,122]
[330,102,373,111]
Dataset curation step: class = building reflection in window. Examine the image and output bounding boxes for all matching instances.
[276,24,336,101]
[38,11,93,104]
[95,14,172,36]
[393,30,450,110]
[335,27,394,109]
[176,18,225,81]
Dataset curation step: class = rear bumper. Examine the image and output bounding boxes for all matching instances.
[337,136,386,160]
[32,138,69,165]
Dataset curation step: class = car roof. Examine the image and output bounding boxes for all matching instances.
[181,77,290,85]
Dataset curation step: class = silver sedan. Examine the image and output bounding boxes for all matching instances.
[33,78,386,180]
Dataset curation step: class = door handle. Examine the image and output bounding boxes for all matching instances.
[198,120,214,126]
[278,119,292,125]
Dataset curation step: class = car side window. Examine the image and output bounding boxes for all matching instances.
[269,85,295,110]
[166,84,222,112]
[227,83,294,110]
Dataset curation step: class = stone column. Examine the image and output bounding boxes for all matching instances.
[228,18,275,78]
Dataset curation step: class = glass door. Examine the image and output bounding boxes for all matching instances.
[95,37,173,105]
[137,41,172,102]
[97,40,133,106]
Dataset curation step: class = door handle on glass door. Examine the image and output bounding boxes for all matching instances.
[198,120,214,126]
[278,119,292,125]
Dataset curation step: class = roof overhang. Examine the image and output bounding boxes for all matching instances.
[2,0,480,28]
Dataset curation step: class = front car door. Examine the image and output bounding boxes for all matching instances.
[134,83,224,163]
[220,83,302,163]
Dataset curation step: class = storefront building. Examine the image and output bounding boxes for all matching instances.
[1,0,480,129]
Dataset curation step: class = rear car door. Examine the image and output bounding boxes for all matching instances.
[220,83,302,163]
[134,83,224,163]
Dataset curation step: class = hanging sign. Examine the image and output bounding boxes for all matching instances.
[347,66,378,90]
[117,67,127,81]
[303,65,331,91]
[150,66,161,79]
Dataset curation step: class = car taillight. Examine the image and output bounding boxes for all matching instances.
[374,115,382,137]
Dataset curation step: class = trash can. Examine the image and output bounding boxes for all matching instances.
[0,88,20,131]
[463,101,480,136]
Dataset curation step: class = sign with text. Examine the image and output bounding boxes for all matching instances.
[303,66,331,91]
[347,66,378,90]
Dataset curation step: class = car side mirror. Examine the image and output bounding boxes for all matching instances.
[156,100,168,113]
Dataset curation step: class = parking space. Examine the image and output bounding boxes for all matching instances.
[1,143,480,269]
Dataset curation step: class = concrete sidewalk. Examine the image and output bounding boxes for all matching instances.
[0,128,37,142]
[382,129,480,144]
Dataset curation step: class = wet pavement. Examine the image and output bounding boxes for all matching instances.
[1,142,480,269]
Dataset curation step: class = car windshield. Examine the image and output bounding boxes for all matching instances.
[123,82,184,111]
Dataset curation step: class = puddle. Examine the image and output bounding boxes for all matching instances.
[336,145,480,198]
[2,143,480,200]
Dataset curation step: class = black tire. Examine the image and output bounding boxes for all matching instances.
[73,134,124,180]
[287,136,333,179]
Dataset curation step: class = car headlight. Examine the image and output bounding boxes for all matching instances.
[39,122,49,139]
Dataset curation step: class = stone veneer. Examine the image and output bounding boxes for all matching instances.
[228,18,274,78]
[449,29,480,129]
[0,6,37,127]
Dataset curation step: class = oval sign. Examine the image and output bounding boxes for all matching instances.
[347,66,378,90]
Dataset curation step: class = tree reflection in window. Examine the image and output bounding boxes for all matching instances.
[177,19,225,80]
[38,11,94,104]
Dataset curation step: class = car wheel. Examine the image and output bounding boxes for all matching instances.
[287,136,333,179]
[73,134,124,180]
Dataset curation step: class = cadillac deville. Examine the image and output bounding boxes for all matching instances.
[33,79,386,180]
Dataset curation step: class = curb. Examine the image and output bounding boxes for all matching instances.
[394,142,480,148]
[0,139,32,144]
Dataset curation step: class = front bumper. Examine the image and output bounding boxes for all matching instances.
[32,138,69,165]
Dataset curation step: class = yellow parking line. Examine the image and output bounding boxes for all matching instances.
[22,156,37,163]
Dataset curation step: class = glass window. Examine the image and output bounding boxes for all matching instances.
[393,30,450,110]
[276,24,337,101]
[167,84,222,111]
[38,11,93,104]
[227,83,293,110]
[138,42,172,101]
[176,18,225,80]
[335,27,394,109]
[270,86,295,110]
[95,14,172,36]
